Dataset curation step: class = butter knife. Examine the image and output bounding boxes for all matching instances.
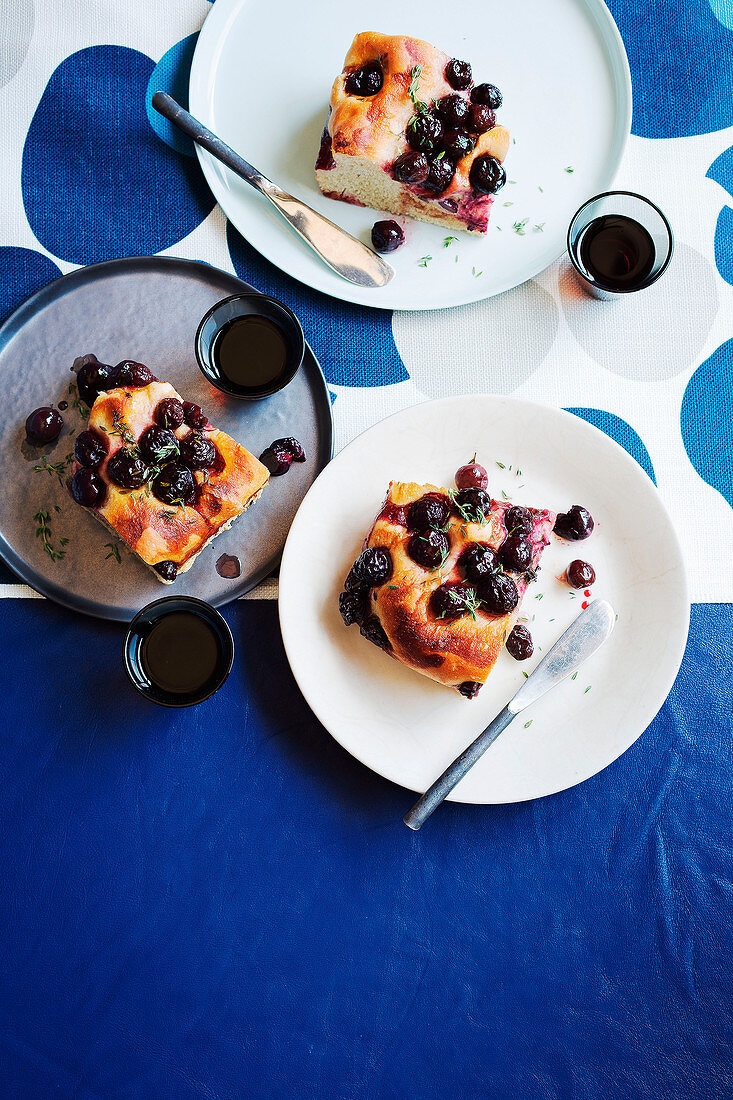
[151,93,394,289]
[403,599,616,829]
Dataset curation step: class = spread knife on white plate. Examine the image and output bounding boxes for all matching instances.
[151,93,394,289]
[403,599,616,829]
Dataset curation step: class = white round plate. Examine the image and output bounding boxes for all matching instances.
[279,396,689,804]
[189,0,632,310]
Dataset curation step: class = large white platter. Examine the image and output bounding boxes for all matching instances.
[278,396,689,804]
[189,0,632,310]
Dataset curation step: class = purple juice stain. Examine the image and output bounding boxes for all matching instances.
[216,553,241,579]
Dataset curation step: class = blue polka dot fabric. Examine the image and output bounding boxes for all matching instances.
[1,0,731,602]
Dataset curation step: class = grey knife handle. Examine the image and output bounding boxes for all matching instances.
[403,705,515,831]
[403,601,616,830]
[151,93,394,289]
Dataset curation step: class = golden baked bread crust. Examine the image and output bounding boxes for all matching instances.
[316,32,511,232]
[351,481,554,690]
[73,381,269,580]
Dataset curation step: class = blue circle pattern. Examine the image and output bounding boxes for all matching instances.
[607,0,733,137]
[22,46,214,266]
[681,339,733,508]
[565,408,656,483]
[227,223,407,389]
[145,35,199,157]
[707,144,733,285]
[0,246,61,326]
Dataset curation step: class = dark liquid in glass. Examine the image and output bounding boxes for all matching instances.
[577,215,655,290]
[141,611,222,695]
[213,315,287,393]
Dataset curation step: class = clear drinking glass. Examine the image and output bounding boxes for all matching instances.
[567,191,674,300]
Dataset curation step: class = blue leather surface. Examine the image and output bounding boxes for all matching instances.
[1,598,731,1099]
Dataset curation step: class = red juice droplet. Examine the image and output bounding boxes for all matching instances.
[584,589,591,597]
[582,600,589,610]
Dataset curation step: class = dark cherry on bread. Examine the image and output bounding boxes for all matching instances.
[70,468,106,507]
[499,535,532,573]
[453,486,491,522]
[470,155,506,195]
[152,460,195,505]
[504,505,532,535]
[468,103,496,134]
[458,680,482,698]
[445,59,472,90]
[179,431,216,470]
[407,493,451,532]
[154,560,178,582]
[76,358,115,405]
[360,616,391,650]
[349,547,393,587]
[339,587,369,627]
[506,624,533,661]
[406,112,444,153]
[344,61,383,97]
[154,397,185,430]
[567,559,596,588]
[459,542,498,583]
[424,156,456,194]
[115,361,155,388]
[480,571,519,615]
[470,83,503,109]
[25,406,63,444]
[429,581,476,621]
[371,220,405,253]
[441,130,475,161]
[183,401,208,430]
[74,428,108,468]
[436,94,470,128]
[138,426,178,466]
[554,505,594,541]
[455,460,488,490]
[392,151,430,183]
[107,448,150,490]
[408,528,450,569]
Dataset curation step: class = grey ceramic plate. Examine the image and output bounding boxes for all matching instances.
[0,256,333,620]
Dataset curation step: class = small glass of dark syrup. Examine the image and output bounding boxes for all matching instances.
[196,293,304,400]
[567,191,673,300]
[124,596,234,707]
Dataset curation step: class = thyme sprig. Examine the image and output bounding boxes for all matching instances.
[436,586,482,621]
[104,541,122,564]
[68,383,90,420]
[33,509,67,561]
[447,488,488,526]
[104,409,136,447]
[32,452,74,484]
[407,65,431,115]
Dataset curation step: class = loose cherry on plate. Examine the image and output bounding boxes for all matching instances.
[371,221,405,253]
[455,459,488,491]
[566,560,596,588]
[554,505,594,541]
[25,407,63,444]
[506,624,533,661]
